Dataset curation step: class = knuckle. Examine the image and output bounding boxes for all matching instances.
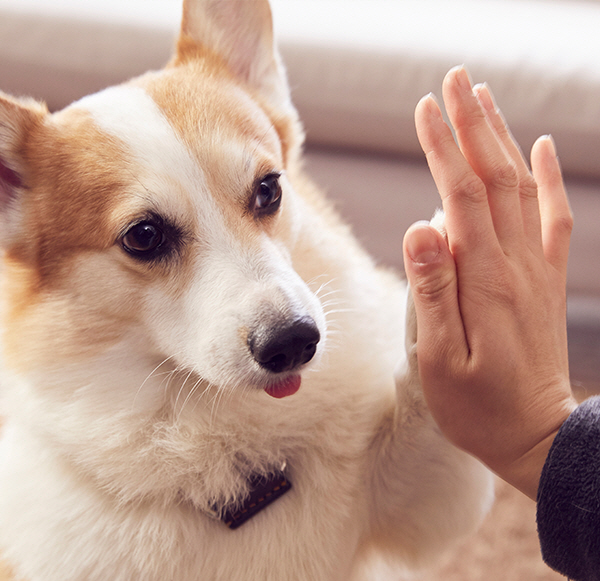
[490,115,510,139]
[519,174,539,201]
[413,267,455,304]
[455,106,487,134]
[445,172,486,205]
[488,160,519,192]
[423,129,456,160]
[553,214,574,237]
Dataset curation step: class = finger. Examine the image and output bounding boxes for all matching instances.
[530,135,573,275]
[473,83,542,249]
[442,67,523,246]
[414,92,499,259]
[403,223,469,367]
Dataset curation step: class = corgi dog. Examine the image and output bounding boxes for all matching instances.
[0,1,493,580]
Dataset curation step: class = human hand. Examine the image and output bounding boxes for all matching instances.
[403,66,578,499]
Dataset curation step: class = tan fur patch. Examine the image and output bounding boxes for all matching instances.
[7,107,129,280]
[0,107,148,371]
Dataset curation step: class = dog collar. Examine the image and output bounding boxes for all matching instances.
[206,464,291,530]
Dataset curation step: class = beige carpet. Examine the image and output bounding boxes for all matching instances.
[427,478,566,580]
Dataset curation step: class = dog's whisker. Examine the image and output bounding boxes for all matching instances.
[314,282,340,301]
[188,379,212,416]
[162,366,183,400]
[132,355,177,410]
[320,293,344,303]
[176,375,208,422]
[323,325,343,335]
[324,307,357,317]
[247,111,288,162]
[209,385,230,425]
[313,280,333,296]
[321,300,347,312]
[306,273,329,286]
[173,368,197,416]
[315,282,340,296]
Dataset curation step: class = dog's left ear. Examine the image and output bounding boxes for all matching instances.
[176,0,292,112]
[0,93,47,242]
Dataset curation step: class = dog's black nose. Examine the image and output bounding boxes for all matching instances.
[249,316,320,374]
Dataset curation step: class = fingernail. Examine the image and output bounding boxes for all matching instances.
[406,224,442,265]
[473,83,496,114]
[454,66,473,93]
[419,92,443,121]
[541,134,557,157]
[423,92,439,106]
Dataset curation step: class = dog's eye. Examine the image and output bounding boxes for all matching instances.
[254,174,282,215]
[122,221,165,257]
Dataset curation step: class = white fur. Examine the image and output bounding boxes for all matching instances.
[0,2,493,580]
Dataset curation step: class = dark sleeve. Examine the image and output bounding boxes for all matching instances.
[537,396,600,581]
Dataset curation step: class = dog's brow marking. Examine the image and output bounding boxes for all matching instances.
[71,85,209,214]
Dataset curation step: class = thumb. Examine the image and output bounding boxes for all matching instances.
[403,223,467,364]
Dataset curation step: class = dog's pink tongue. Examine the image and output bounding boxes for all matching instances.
[265,375,301,399]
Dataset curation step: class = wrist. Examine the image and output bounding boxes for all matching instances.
[490,398,578,500]
[498,430,560,500]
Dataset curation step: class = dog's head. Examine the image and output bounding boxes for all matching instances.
[0,0,328,427]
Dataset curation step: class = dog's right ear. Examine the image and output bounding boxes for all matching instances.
[175,0,292,113]
[0,93,46,210]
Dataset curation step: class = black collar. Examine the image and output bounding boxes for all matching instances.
[207,464,292,529]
